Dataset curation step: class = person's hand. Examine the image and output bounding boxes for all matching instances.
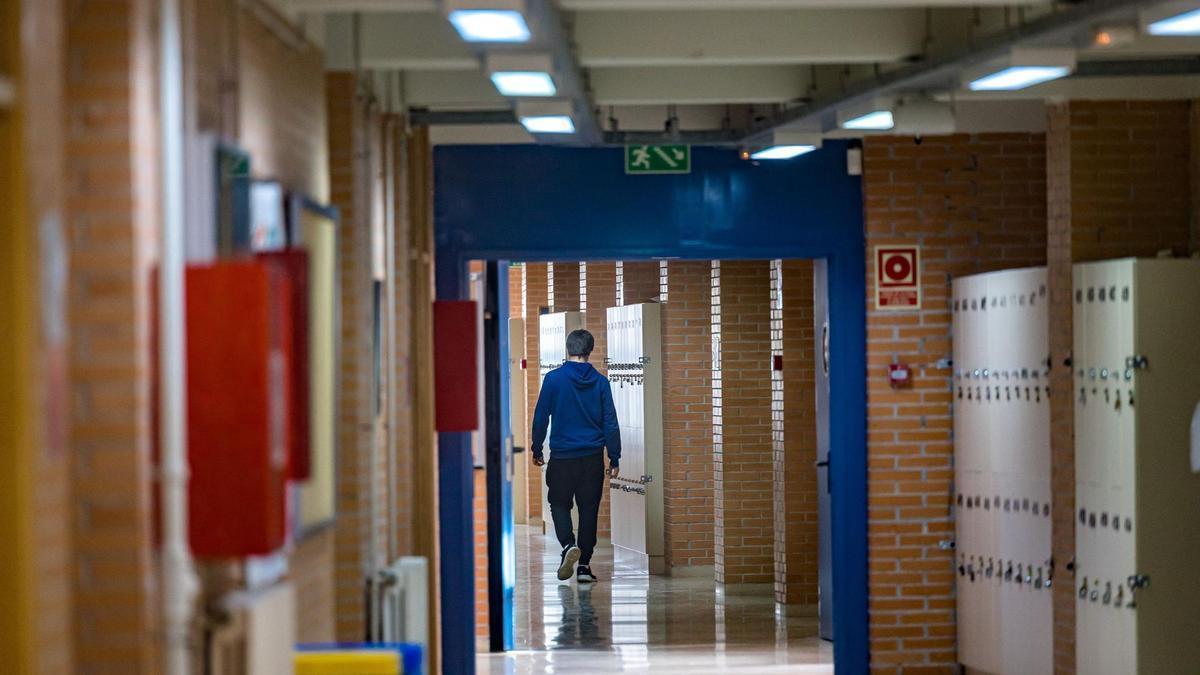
[608,465,619,478]
[532,455,545,467]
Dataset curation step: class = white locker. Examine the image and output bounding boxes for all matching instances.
[606,303,665,574]
[952,267,1052,675]
[538,311,585,533]
[510,318,528,524]
[1073,258,1200,675]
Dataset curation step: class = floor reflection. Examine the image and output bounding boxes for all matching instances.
[479,525,833,674]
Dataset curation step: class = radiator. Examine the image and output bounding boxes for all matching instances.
[209,582,296,675]
[368,557,428,663]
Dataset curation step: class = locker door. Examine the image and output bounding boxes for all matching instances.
[509,318,528,524]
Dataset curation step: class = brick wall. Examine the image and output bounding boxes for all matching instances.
[550,261,580,312]
[238,5,328,202]
[621,261,661,305]
[524,262,549,520]
[1044,100,1193,674]
[863,133,1048,672]
[236,8,339,644]
[712,260,774,587]
[662,261,715,571]
[66,0,163,670]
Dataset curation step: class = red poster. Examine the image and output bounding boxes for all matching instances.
[875,246,921,310]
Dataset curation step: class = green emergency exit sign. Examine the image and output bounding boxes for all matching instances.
[625,144,691,174]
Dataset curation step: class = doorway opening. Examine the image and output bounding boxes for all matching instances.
[472,258,837,673]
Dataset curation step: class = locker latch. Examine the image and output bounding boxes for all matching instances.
[1125,354,1149,370]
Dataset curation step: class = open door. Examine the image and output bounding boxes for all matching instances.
[814,259,835,641]
[509,318,528,524]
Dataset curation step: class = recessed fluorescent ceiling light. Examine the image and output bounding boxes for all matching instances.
[842,110,894,130]
[968,65,1070,91]
[491,71,556,97]
[1148,8,1200,35]
[521,115,575,134]
[751,145,817,160]
[448,9,531,42]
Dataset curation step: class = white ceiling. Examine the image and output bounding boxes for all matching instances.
[274,0,1200,144]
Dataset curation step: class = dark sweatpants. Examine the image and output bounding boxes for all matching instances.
[546,452,605,565]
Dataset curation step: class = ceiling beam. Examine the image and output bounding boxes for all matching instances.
[591,65,810,105]
[325,12,477,71]
[573,9,927,67]
[741,0,1169,144]
[402,70,505,107]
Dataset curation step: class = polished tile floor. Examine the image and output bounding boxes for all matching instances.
[478,525,833,674]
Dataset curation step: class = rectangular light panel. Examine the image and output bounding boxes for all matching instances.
[751,145,817,160]
[490,71,557,97]
[1148,8,1200,35]
[520,115,575,134]
[841,110,895,130]
[968,65,1070,91]
[448,9,531,42]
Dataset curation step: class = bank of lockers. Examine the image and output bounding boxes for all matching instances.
[538,311,585,533]
[1073,258,1200,675]
[607,303,665,573]
[952,267,1052,675]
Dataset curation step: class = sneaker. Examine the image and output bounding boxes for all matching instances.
[557,545,581,581]
[576,565,597,583]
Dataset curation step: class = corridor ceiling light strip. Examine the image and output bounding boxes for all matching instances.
[964,48,1075,92]
[1147,8,1200,35]
[841,110,894,130]
[445,1,531,43]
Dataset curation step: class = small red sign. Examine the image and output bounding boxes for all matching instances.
[875,246,921,310]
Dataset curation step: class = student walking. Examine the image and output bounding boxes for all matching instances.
[531,329,621,583]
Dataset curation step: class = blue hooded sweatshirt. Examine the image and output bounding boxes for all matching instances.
[530,360,621,466]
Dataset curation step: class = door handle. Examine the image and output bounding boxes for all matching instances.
[512,445,525,454]
[816,459,831,493]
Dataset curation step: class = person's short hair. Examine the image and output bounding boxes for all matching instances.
[566,329,594,357]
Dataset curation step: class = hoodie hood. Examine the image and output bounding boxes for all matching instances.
[560,360,600,388]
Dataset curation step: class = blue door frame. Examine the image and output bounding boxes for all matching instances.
[434,143,868,675]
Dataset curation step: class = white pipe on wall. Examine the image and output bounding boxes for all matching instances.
[159,0,199,673]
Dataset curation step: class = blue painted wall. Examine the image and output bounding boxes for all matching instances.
[434,143,869,674]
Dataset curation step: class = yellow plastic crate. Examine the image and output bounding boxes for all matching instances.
[294,650,401,675]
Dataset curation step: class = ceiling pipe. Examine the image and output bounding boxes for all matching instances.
[740,0,1168,146]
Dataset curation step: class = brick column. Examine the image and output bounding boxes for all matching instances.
[778,259,818,606]
[662,261,715,573]
[712,260,774,587]
[66,0,163,669]
[1045,100,1193,675]
[524,263,549,520]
